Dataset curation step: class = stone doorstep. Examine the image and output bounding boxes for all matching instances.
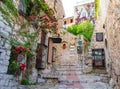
[42,73,59,79]
[57,69,82,71]
[57,67,82,69]
[59,80,100,84]
[18,85,41,89]
[59,65,77,66]
[59,73,82,76]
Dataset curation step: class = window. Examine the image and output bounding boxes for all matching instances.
[70,19,73,23]
[90,9,95,16]
[82,12,86,17]
[92,49,105,60]
[96,33,103,41]
[64,21,66,25]
[92,49,105,67]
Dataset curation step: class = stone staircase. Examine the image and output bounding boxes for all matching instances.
[57,64,82,85]
[69,45,76,57]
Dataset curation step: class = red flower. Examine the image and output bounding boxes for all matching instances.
[21,48,26,52]
[13,51,20,55]
[40,26,43,28]
[28,48,31,51]
[44,17,49,21]
[32,12,37,16]
[16,46,26,52]
[92,60,95,64]
[36,49,39,53]
[37,56,41,60]
[20,64,26,71]
[28,16,36,21]
[15,71,20,75]
[43,0,46,3]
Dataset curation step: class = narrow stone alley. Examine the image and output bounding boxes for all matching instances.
[38,61,113,89]
[1,0,120,89]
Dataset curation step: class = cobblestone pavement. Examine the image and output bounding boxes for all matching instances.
[47,63,113,89]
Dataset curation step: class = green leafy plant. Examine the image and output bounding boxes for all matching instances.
[21,79,30,85]
[4,0,18,17]
[67,21,94,41]
[67,24,78,36]
[21,79,37,85]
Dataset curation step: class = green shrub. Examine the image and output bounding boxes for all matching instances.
[67,21,94,41]
[21,79,37,85]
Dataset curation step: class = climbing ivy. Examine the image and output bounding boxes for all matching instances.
[0,0,18,26]
[95,0,100,18]
[4,0,18,17]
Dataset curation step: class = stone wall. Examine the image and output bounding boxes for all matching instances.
[90,0,109,68]
[105,0,120,88]
[47,0,65,66]
[92,0,120,88]
[60,32,79,65]
[0,10,19,89]
[0,0,65,88]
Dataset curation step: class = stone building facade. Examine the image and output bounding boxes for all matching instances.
[0,0,65,88]
[63,16,74,26]
[60,16,89,66]
[91,0,120,88]
[90,0,108,67]
[73,0,95,71]
[74,0,95,24]
[61,16,79,65]
[105,0,120,89]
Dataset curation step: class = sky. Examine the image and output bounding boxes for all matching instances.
[61,0,78,18]
[61,0,95,18]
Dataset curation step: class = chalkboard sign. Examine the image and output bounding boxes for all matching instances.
[96,33,103,41]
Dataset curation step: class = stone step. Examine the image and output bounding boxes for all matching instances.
[59,79,100,84]
[42,73,60,79]
[58,65,81,67]
[57,67,82,71]
[59,72,82,76]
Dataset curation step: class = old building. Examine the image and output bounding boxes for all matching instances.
[73,0,95,71]
[105,0,120,89]
[91,0,120,88]
[0,0,65,88]
[90,0,106,67]
[60,16,90,67]
[74,0,95,24]
[61,16,79,65]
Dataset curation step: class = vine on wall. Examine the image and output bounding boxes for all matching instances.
[0,0,58,83]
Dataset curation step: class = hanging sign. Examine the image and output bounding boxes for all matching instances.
[78,40,82,45]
